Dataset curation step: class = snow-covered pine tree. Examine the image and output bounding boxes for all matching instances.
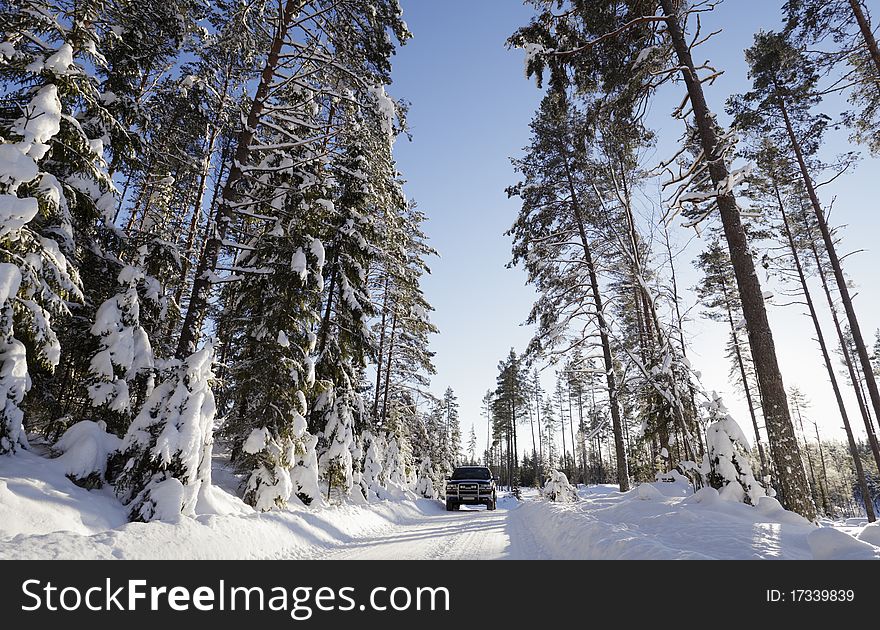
[219,163,326,509]
[414,456,437,499]
[383,433,409,496]
[442,387,461,469]
[695,239,768,478]
[176,0,411,359]
[112,342,216,522]
[361,429,385,500]
[0,0,129,448]
[467,425,477,465]
[542,469,578,503]
[312,125,385,502]
[700,393,767,506]
[85,261,155,434]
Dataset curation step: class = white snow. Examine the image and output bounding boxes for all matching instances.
[1,449,878,559]
[522,42,546,78]
[0,144,38,191]
[242,427,270,455]
[14,85,62,157]
[54,420,122,482]
[542,469,579,503]
[0,262,22,305]
[44,43,74,76]
[310,237,325,269]
[367,84,396,142]
[290,247,307,282]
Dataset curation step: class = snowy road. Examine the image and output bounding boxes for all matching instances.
[305,497,545,560]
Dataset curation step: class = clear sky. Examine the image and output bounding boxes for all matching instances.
[390,0,880,459]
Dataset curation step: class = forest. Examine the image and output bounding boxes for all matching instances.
[0,0,459,520]
[487,0,880,522]
[1,0,879,530]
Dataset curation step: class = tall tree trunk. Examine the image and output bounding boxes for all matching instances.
[528,399,538,483]
[664,225,702,457]
[792,396,821,512]
[574,389,583,481]
[372,275,390,419]
[849,0,880,77]
[561,392,568,475]
[535,389,543,476]
[510,402,519,487]
[175,117,223,309]
[176,0,302,358]
[380,305,398,426]
[814,421,833,517]
[660,0,813,518]
[778,194,876,521]
[562,164,629,491]
[726,303,768,477]
[778,94,880,444]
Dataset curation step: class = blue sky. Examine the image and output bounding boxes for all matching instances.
[390,0,880,457]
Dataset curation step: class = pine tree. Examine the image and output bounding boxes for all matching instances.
[1,0,126,450]
[700,393,767,506]
[784,0,880,152]
[695,239,768,478]
[112,342,216,522]
[442,387,461,469]
[467,425,477,465]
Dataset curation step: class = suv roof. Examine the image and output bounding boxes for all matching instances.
[450,466,492,480]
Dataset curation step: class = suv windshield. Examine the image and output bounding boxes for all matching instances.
[451,467,491,480]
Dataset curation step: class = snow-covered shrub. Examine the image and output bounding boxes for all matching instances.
[415,457,437,499]
[362,431,385,500]
[542,469,578,503]
[384,435,410,497]
[0,264,29,453]
[86,264,154,430]
[54,420,122,488]
[349,434,369,504]
[291,432,321,507]
[112,343,216,522]
[699,393,766,505]
[317,386,355,500]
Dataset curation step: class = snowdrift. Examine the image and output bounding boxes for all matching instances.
[517,481,880,560]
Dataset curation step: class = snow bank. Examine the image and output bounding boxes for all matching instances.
[0,446,443,559]
[515,483,880,560]
[808,527,880,560]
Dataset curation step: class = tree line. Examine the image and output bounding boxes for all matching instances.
[492,0,880,521]
[0,0,464,520]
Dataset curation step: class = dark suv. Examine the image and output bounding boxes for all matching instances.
[445,466,497,511]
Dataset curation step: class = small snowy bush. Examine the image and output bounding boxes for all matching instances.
[542,469,578,503]
[54,419,122,488]
[699,393,766,505]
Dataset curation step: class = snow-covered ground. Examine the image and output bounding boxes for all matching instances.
[2,448,879,560]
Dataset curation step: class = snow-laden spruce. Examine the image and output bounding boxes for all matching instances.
[700,393,767,506]
[542,470,579,503]
[87,264,154,425]
[113,343,216,522]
